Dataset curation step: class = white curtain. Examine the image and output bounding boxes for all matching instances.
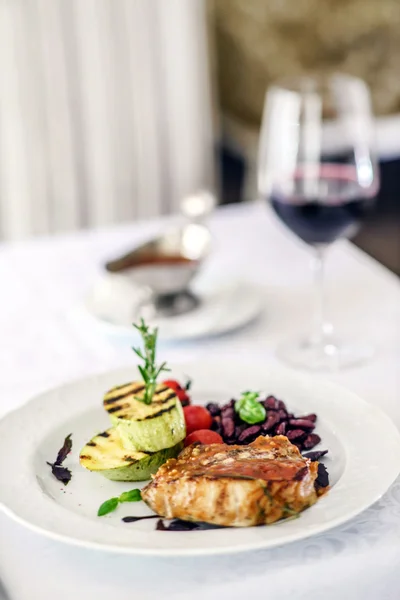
[0,0,215,239]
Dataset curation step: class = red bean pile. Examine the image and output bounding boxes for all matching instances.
[207,395,322,452]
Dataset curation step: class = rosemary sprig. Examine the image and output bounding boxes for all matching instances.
[132,319,169,404]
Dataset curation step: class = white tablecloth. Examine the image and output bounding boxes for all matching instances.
[1,202,399,600]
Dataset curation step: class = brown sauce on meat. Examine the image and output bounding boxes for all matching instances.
[182,438,310,482]
[196,460,308,482]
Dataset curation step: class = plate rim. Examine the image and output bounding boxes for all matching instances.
[1,363,399,557]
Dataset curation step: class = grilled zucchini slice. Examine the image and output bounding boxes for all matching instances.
[79,428,183,481]
[103,381,186,452]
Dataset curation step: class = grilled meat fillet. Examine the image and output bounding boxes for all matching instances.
[141,435,320,527]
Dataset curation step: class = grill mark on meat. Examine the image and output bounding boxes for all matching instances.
[216,481,227,515]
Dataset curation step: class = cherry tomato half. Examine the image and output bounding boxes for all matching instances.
[184,430,223,447]
[183,405,212,434]
[163,379,191,406]
[175,388,190,406]
[163,379,181,391]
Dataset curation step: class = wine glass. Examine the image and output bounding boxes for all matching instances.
[258,74,379,370]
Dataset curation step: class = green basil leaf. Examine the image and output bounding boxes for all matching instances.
[243,391,260,402]
[235,398,245,412]
[235,391,260,413]
[119,489,142,503]
[97,497,119,517]
[238,399,266,424]
[235,391,264,423]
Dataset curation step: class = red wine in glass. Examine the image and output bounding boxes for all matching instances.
[258,74,379,369]
[270,164,374,246]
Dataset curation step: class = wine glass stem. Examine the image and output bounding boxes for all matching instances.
[312,247,333,343]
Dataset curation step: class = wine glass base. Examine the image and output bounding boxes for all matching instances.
[276,335,374,371]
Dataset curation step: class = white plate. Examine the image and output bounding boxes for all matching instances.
[0,362,399,556]
[72,278,263,343]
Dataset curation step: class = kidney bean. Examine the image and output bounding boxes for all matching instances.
[238,425,261,443]
[289,419,316,431]
[221,415,235,438]
[261,411,280,432]
[278,409,288,422]
[303,433,321,449]
[235,424,247,438]
[263,396,280,410]
[286,429,307,442]
[206,403,221,417]
[275,421,287,435]
[211,416,222,434]
[297,413,317,423]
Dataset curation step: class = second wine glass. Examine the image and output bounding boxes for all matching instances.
[258,74,379,370]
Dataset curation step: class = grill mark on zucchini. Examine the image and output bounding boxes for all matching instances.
[104,398,120,406]
[106,402,133,415]
[87,441,96,447]
[112,402,176,420]
[98,431,110,437]
[105,395,176,415]
[141,404,176,420]
[104,384,146,403]
[153,392,176,403]
[107,405,123,414]
[157,386,169,393]
[104,386,173,409]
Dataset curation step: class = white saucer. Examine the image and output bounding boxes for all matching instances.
[72,277,264,343]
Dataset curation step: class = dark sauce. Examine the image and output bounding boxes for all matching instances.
[157,519,205,531]
[106,253,196,273]
[122,515,159,523]
[122,516,218,531]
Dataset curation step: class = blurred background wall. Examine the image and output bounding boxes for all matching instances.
[0,0,215,239]
[213,0,400,127]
